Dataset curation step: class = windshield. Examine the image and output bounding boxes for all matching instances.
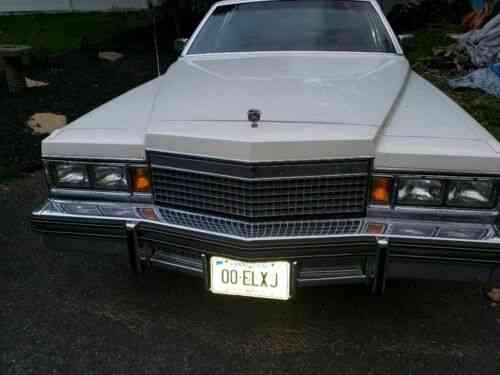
[188,0,395,54]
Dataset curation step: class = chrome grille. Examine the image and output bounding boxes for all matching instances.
[158,208,363,239]
[150,153,370,220]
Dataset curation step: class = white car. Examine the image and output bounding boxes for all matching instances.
[32,0,500,301]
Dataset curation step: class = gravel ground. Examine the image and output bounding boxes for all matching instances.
[1,173,500,375]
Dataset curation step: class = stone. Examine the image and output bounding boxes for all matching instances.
[25,77,49,88]
[98,51,124,62]
[27,113,67,134]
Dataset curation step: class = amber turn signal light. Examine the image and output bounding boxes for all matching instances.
[371,176,393,205]
[131,167,152,193]
[365,223,386,235]
[139,207,158,221]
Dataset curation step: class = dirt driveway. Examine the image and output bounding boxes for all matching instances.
[1,174,500,375]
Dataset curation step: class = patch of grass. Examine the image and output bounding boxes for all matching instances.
[405,25,500,140]
[0,12,150,56]
[0,165,20,184]
[404,23,463,64]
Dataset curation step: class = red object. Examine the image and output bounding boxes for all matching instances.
[463,2,491,30]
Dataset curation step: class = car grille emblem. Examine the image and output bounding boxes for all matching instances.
[248,109,261,128]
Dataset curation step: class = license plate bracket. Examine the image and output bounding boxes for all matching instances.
[209,256,291,301]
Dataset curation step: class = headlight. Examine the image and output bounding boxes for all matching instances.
[46,161,150,194]
[397,178,443,206]
[447,180,495,208]
[94,166,128,190]
[52,163,90,188]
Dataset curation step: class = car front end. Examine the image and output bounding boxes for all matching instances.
[31,0,500,300]
[32,154,500,300]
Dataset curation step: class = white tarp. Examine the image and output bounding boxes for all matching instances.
[459,14,500,67]
[449,65,500,98]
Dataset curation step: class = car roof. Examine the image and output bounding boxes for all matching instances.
[214,0,376,7]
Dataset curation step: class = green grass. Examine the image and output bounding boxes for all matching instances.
[404,24,462,64]
[404,24,500,140]
[0,12,150,56]
[0,165,21,185]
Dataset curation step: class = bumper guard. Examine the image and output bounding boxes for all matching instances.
[31,199,500,292]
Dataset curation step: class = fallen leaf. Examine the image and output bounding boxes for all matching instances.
[25,77,49,88]
[98,51,124,62]
[27,113,67,134]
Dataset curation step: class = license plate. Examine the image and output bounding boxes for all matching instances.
[210,256,291,301]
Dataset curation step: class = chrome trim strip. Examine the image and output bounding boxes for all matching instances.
[43,157,147,164]
[368,205,499,224]
[151,164,368,181]
[382,173,500,181]
[374,169,500,178]
[50,188,153,203]
[146,148,375,163]
[32,199,500,244]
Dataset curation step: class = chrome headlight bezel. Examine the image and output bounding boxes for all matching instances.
[44,160,151,195]
[372,173,498,210]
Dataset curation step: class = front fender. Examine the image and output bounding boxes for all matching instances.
[375,72,500,175]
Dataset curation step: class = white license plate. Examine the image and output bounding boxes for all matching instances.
[210,256,291,301]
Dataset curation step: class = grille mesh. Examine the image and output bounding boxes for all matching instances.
[158,208,362,239]
[151,156,370,220]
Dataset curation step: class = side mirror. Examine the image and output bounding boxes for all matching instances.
[174,38,188,54]
[398,34,415,43]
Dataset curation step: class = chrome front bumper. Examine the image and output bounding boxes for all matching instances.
[32,199,500,292]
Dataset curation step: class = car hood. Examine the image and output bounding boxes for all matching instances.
[146,53,409,161]
[152,53,409,126]
[41,53,500,172]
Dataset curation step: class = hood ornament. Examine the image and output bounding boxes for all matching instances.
[248,109,261,128]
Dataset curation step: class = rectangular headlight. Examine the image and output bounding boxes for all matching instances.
[51,162,90,188]
[94,165,129,190]
[447,180,495,209]
[397,178,444,206]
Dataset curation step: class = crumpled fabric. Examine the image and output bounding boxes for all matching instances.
[459,14,500,67]
[449,64,500,98]
[470,0,486,11]
[492,63,500,75]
